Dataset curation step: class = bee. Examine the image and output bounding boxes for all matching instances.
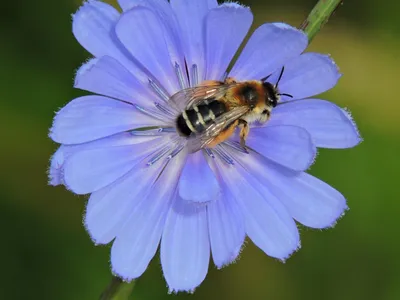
[170,67,292,153]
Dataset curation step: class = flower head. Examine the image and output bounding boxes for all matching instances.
[49,0,361,292]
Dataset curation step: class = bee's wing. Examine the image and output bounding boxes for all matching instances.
[168,83,236,112]
[186,106,249,153]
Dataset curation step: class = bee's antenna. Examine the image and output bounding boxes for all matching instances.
[275,66,285,88]
[278,93,293,98]
[261,74,272,82]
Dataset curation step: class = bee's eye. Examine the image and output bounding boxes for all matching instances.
[269,98,277,107]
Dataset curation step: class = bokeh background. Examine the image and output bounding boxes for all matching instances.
[1,0,399,299]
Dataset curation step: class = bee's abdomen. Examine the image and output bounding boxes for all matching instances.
[176,100,227,137]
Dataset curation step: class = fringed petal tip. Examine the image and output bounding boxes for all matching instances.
[341,107,363,147]
[218,2,250,9]
[214,241,245,270]
[73,57,98,88]
[48,146,66,186]
[318,204,349,230]
[278,240,302,264]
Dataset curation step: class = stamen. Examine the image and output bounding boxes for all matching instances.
[147,146,171,166]
[175,62,188,90]
[130,127,175,136]
[191,64,199,87]
[220,71,228,82]
[205,148,215,158]
[130,127,162,136]
[214,146,234,165]
[167,142,185,160]
[154,102,175,117]
[159,127,176,133]
[148,78,170,102]
[133,104,171,121]
[224,140,249,154]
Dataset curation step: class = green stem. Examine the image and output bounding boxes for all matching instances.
[99,277,135,300]
[299,0,344,42]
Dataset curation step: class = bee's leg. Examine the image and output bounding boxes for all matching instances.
[238,119,249,148]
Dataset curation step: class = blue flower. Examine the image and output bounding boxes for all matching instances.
[49,0,361,292]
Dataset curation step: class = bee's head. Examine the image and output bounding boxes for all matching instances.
[262,82,279,108]
[261,66,293,108]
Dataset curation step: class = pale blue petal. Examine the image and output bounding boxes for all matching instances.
[207,186,245,268]
[74,56,154,107]
[118,0,138,10]
[115,7,180,95]
[248,126,316,171]
[72,0,146,81]
[63,137,166,194]
[229,23,308,81]
[170,0,218,83]
[85,156,168,244]
[204,3,253,80]
[179,152,220,203]
[118,0,188,88]
[48,146,65,186]
[268,53,341,101]
[161,196,210,292]
[269,99,362,148]
[215,157,299,260]
[232,151,348,229]
[48,133,157,186]
[111,154,186,279]
[50,96,165,144]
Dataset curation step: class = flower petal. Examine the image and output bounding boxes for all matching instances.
[111,153,186,279]
[48,133,157,186]
[50,96,164,144]
[269,99,362,148]
[72,0,145,80]
[229,23,308,81]
[204,3,253,80]
[85,156,168,244]
[63,137,167,194]
[74,56,154,106]
[119,0,189,89]
[233,151,348,229]
[207,186,245,268]
[118,0,138,10]
[73,0,119,56]
[48,146,65,186]
[115,6,180,95]
[269,53,341,101]
[179,152,220,203]
[161,196,210,292]
[248,126,316,171]
[215,157,299,260]
[170,0,218,83]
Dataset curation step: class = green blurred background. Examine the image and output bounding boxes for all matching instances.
[1,0,399,299]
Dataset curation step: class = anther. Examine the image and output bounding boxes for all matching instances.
[224,140,249,154]
[130,127,175,136]
[221,71,228,82]
[147,146,171,166]
[205,148,215,158]
[167,143,185,160]
[154,102,175,117]
[148,78,170,102]
[133,104,170,121]
[158,127,176,133]
[175,62,188,90]
[214,147,234,165]
[191,64,199,87]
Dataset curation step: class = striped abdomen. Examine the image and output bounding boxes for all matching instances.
[176,100,227,136]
